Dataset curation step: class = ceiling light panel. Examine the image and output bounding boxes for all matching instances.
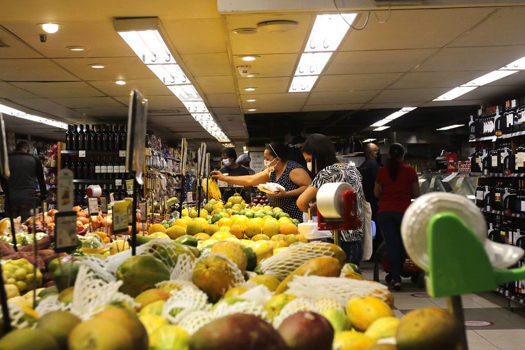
[289,13,357,93]
[115,18,230,143]
[436,124,464,131]
[0,104,68,129]
[462,70,517,87]
[295,52,332,76]
[305,14,357,52]
[373,126,390,131]
[289,76,319,93]
[370,107,417,127]
[433,86,477,101]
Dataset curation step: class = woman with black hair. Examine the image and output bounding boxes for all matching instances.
[296,134,365,265]
[374,143,419,290]
[211,142,311,222]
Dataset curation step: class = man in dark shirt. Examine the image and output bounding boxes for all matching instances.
[360,143,380,219]
[219,148,249,200]
[6,141,47,220]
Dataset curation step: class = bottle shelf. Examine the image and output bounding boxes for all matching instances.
[469,130,525,143]
[481,209,525,220]
[61,150,125,157]
[73,179,127,184]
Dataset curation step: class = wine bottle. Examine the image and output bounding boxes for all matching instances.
[96,125,104,151]
[78,124,85,150]
[85,124,92,151]
[73,125,80,150]
[66,125,73,150]
[95,156,101,180]
[107,156,114,179]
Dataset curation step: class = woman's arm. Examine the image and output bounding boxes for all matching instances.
[211,170,270,187]
[269,168,312,199]
[296,186,318,212]
[374,182,382,199]
[411,181,420,198]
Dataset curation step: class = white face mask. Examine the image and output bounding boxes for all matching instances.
[264,158,277,172]
[222,159,231,166]
[306,161,312,172]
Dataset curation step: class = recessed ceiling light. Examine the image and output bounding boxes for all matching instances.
[244,87,256,92]
[248,108,257,112]
[232,27,258,35]
[90,64,105,69]
[67,46,85,52]
[257,20,298,32]
[115,80,126,85]
[246,99,256,103]
[247,74,255,78]
[242,56,257,62]
[41,23,59,34]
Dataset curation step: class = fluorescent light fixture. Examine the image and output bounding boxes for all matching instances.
[90,64,105,69]
[305,14,357,52]
[363,138,376,142]
[436,124,464,131]
[243,146,248,153]
[244,87,256,92]
[433,86,477,101]
[241,56,257,62]
[462,70,517,87]
[115,80,126,85]
[370,107,417,127]
[0,104,68,129]
[246,99,256,103]
[41,23,59,34]
[247,74,255,78]
[223,143,235,147]
[373,126,390,131]
[115,17,230,143]
[167,85,201,101]
[289,75,319,93]
[247,108,257,112]
[295,52,332,76]
[67,46,85,52]
[147,64,188,85]
[500,56,525,70]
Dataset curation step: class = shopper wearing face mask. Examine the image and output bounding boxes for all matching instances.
[218,148,250,200]
[211,142,311,222]
[296,134,365,265]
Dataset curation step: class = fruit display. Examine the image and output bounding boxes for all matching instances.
[0,192,463,349]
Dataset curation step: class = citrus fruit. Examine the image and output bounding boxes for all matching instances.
[262,220,280,237]
[346,296,394,332]
[333,330,374,350]
[279,222,298,235]
[194,233,211,241]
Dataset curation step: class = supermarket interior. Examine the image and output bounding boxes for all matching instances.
[3,0,525,349]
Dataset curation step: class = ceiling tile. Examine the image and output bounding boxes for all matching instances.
[195,76,235,94]
[0,59,78,81]
[74,105,128,117]
[239,92,307,107]
[53,57,155,81]
[52,97,122,108]
[0,27,42,59]
[302,104,363,111]
[363,102,425,109]
[207,93,238,107]
[340,8,493,51]
[90,79,171,97]
[315,73,402,92]
[181,53,232,76]
[418,45,525,72]
[325,49,437,75]
[233,54,298,78]
[0,82,37,99]
[450,7,525,47]
[11,82,103,98]
[10,98,80,120]
[211,107,241,115]
[227,13,313,55]
[238,77,290,94]
[423,99,483,107]
[390,71,482,89]
[163,18,228,54]
[3,21,133,58]
[251,106,303,113]
[370,88,446,104]
[306,90,378,105]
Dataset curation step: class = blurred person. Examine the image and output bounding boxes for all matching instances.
[374,143,420,290]
[217,147,249,200]
[212,142,311,221]
[236,153,255,175]
[296,134,365,265]
[5,140,47,220]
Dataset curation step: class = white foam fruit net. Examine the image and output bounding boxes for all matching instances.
[35,295,70,316]
[82,255,116,282]
[260,242,343,280]
[136,238,184,269]
[213,299,267,321]
[1,302,36,329]
[286,276,391,307]
[70,265,136,320]
[177,310,216,335]
[272,298,319,328]
[237,284,273,306]
[170,253,195,281]
[155,279,198,294]
[162,286,211,324]
[195,252,246,287]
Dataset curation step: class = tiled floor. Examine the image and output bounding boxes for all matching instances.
[361,262,525,350]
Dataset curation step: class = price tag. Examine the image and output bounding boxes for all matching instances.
[112,201,129,233]
[115,179,122,186]
[88,197,99,216]
[126,179,134,195]
[100,197,108,214]
[109,192,115,205]
[187,192,193,202]
[57,169,74,211]
[119,150,126,158]
[79,150,86,158]
[54,211,78,252]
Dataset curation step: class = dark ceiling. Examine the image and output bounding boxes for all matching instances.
[245,105,479,146]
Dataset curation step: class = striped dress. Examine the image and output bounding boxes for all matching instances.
[268,161,305,222]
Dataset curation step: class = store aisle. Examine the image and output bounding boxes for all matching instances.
[361,263,525,350]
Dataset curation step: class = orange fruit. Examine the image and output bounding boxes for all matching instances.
[217,217,233,227]
[229,224,245,239]
[279,222,298,235]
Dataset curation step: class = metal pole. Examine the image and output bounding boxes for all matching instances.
[0,264,11,333]
[3,184,17,251]
[131,175,137,256]
[448,295,468,350]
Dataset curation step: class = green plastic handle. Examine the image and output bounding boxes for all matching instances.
[494,265,525,286]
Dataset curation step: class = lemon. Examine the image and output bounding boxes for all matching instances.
[333,330,374,350]
[365,316,400,341]
[346,296,394,332]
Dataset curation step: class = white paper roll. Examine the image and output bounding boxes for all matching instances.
[316,182,353,219]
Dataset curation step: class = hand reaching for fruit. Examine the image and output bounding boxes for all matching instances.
[210,170,223,180]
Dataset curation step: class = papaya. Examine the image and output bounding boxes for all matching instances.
[136,235,153,246]
[242,246,257,271]
[211,241,247,272]
[174,235,198,247]
[117,256,170,297]
[274,256,342,294]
